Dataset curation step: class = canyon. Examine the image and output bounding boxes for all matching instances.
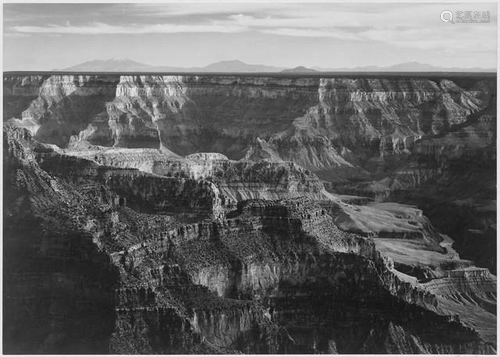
[3,72,496,354]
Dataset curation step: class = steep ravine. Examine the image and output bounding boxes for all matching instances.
[3,126,119,353]
[3,72,496,354]
[4,74,494,164]
[3,126,496,353]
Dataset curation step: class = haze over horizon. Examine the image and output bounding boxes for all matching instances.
[3,2,498,71]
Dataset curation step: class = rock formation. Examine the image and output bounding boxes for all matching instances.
[3,72,496,354]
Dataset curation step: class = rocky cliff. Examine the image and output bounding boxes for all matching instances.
[61,146,330,204]
[6,74,492,187]
[5,74,493,166]
[3,72,496,354]
[3,126,496,354]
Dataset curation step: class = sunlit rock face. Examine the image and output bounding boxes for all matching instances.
[4,75,118,147]
[6,73,493,199]
[5,74,493,169]
[3,72,496,354]
[3,126,496,354]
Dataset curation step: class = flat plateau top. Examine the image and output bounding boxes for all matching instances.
[3,71,497,80]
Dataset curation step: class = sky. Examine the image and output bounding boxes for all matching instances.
[2,1,498,71]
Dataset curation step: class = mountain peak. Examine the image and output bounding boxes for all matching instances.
[61,58,286,73]
[201,59,284,72]
[63,58,152,72]
[281,66,318,73]
[217,59,246,64]
[107,57,134,62]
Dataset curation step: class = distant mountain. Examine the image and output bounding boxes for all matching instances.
[61,59,495,73]
[62,58,285,73]
[63,58,153,72]
[314,61,496,73]
[281,66,318,73]
[197,60,284,73]
[386,62,441,72]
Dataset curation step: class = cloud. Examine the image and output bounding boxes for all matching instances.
[262,24,495,53]
[231,8,496,53]
[225,14,364,29]
[359,25,496,52]
[128,3,286,17]
[12,22,248,35]
[7,2,496,55]
[3,33,31,38]
[261,28,362,41]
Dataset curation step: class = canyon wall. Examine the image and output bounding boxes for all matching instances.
[3,72,496,354]
[62,148,329,203]
[5,74,494,170]
[3,126,496,353]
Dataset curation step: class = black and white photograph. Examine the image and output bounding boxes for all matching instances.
[2,1,497,354]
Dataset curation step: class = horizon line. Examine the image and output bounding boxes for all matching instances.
[3,70,497,76]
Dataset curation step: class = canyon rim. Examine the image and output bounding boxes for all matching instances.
[2,1,497,355]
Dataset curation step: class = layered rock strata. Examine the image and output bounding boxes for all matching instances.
[3,72,496,353]
[4,74,494,170]
[3,126,496,354]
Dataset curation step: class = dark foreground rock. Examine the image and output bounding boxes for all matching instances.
[4,73,496,272]
[3,126,496,354]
